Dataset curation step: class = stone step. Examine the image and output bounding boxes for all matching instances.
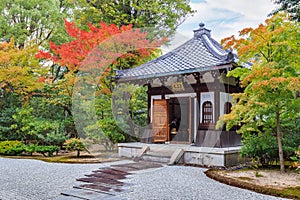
[141,154,171,163]
[146,150,174,157]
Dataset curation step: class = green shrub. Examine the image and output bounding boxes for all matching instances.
[241,133,279,165]
[23,144,37,156]
[35,145,59,157]
[64,138,86,157]
[0,141,24,155]
[0,141,59,157]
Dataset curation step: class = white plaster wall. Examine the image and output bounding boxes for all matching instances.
[219,92,232,117]
[200,92,215,123]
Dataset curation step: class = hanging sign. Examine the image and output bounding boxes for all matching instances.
[172,82,185,92]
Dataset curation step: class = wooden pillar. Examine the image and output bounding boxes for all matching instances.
[214,90,220,125]
[147,83,152,124]
[196,75,201,130]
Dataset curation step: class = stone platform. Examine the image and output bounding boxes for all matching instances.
[118,142,244,167]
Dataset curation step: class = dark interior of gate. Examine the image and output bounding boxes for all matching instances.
[168,97,190,143]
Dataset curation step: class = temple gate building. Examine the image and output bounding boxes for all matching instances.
[116,23,244,166]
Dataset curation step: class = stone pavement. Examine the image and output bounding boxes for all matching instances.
[56,161,163,200]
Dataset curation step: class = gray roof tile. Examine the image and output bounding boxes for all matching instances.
[116,23,236,81]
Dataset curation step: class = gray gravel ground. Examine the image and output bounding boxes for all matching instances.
[119,165,289,200]
[0,157,129,200]
[0,158,289,200]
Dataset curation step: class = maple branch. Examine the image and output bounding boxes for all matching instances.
[39,30,52,46]
[258,49,270,62]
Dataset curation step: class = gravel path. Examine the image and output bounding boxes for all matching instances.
[0,158,289,200]
[0,157,128,200]
[119,166,289,200]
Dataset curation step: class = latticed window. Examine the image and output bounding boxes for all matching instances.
[202,101,213,123]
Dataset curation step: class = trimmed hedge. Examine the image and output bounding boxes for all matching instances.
[0,141,59,157]
[0,141,23,155]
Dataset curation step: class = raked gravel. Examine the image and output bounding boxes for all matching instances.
[0,158,290,200]
[0,157,130,200]
[119,165,289,200]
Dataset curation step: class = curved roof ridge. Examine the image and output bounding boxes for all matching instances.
[201,34,228,60]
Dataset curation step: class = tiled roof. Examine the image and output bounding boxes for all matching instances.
[116,23,236,81]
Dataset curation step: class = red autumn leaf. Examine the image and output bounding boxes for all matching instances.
[37,20,164,72]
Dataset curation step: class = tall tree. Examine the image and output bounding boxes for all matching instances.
[36,20,164,86]
[72,0,195,38]
[0,0,74,48]
[0,39,48,141]
[270,0,300,22]
[218,14,300,173]
[36,21,164,143]
[0,39,45,96]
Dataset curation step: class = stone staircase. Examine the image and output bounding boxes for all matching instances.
[142,150,174,163]
[136,146,185,165]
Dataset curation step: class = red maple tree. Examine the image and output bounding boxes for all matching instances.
[36,20,164,72]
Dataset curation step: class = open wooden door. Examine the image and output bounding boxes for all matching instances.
[152,99,169,142]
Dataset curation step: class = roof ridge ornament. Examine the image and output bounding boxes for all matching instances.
[193,22,211,38]
[226,50,235,62]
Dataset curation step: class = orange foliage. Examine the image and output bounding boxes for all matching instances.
[0,39,44,95]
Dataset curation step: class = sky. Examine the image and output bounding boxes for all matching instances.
[176,0,278,42]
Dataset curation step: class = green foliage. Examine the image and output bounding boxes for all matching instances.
[0,141,24,155]
[23,143,36,156]
[290,148,300,162]
[0,0,190,150]
[63,138,86,157]
[35,145,59,157]
[73,0,195,38]
[99,118,126,143]
[129,86,148,127]
[7,94,73,144]
[0,93,22,140]
[84,113,126,151]
[0,0,73,48]
[219,14,300,172]
[81,85,146,151]
[0,141,59,157]
[44,132,68,147]
[241,132,279,165]
[11,106,61,142]
[271,0,300,22]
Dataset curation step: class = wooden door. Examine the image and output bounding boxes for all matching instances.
[152,99,169,142]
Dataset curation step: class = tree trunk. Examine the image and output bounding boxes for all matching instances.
[276,107,285,173]
[77,150,80,157]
